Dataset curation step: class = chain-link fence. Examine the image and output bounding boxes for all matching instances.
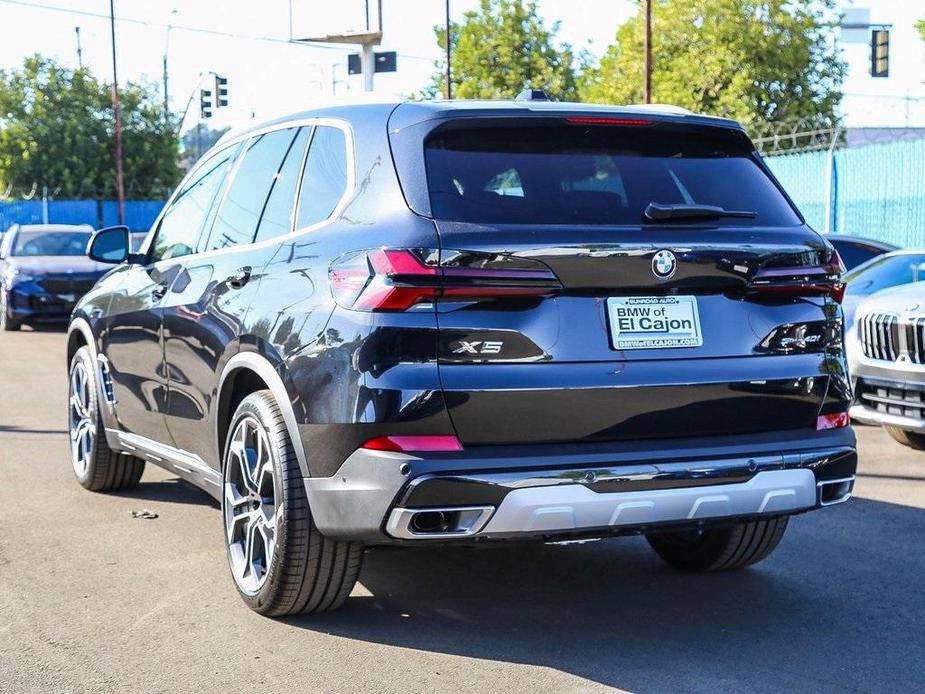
[759,123,925,247]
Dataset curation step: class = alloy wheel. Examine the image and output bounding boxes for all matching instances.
[223,416,278,595]
[68,359,95,477]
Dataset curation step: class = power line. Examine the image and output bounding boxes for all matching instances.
[0,0,434,61]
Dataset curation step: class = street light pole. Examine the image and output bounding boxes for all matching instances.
[75,26,83,70]
[445,0,452,99]
[162,43,170,122]
[644,0,652,104]
[163,10,177,123]
[109,0,125,225]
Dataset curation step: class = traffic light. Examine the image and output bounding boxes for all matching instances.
[871,29,889,78]
[200,89,213,119]
[215,75,229,107]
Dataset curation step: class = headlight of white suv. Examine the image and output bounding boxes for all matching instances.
[4,268,37,286]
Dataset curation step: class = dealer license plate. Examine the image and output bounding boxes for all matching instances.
[607,295,703,350]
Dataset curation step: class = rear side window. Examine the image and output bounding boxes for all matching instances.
[296,126,348,229]
[151,144,239,262]
[425,124,801,227]
[255,127,310,243]
[205,128,300,251]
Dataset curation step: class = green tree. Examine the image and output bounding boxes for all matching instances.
[426,0,582,100]
[580,0,845,129]
[917,19,924,42]
[0,55,181,199]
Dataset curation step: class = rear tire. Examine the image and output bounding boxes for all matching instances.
[221,390,364,616]
[645,517,789,571]
[68,346,145,491]
[884,426,925,451]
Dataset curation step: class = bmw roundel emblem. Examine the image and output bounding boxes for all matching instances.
[652,250,677,279]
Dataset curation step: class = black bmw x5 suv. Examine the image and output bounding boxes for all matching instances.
[67,101,856,616]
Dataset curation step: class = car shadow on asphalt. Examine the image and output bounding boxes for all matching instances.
[21,323,68,333]
[109,478,219,509]
[0,424,67,435]
[283,498,925,692]
[858,471,925,482]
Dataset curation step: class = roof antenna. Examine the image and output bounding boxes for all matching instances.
[516,88,551,101]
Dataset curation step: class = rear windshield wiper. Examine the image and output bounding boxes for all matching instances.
[644,202,758,222]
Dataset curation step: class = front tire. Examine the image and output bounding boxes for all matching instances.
[0,290,21,331]
[645,517,789,571]
[884,426,925,451]
[221,390,363,616]
[68,346,145,491]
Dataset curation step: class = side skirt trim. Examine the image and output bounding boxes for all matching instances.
[107,429,222,500]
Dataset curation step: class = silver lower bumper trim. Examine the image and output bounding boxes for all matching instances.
[469,469,817,537]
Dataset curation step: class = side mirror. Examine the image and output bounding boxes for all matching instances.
[88,225,134,264]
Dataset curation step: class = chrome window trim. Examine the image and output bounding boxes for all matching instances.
[291,122,354,233]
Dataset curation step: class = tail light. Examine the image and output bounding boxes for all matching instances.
[360,435,464,452]
[748,249,846,303]
[329,249,562,311]
[815,412,850,431]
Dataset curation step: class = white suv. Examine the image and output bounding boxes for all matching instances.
[849,282,925,449]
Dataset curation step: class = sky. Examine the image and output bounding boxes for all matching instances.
[0,0,922,133]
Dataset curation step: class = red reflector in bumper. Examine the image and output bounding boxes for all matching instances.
[815,412,850,431]
[360,435,464,453]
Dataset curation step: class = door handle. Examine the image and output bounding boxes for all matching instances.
[227,266,252,289]
[152,282,169,300]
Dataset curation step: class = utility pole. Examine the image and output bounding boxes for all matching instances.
[108,0,125,225]
[643,0,652,103]
[75,26,83,70]
[445,0,452,99]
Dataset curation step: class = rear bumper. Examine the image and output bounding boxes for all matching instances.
[304,426,857,543]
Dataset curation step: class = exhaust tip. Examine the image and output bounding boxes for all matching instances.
[386,506,495,539]
[410,511,451,534]
[818,477,855,506]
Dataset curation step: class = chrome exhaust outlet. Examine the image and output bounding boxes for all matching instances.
[410,511,451,533]
[817,476,855,506]
[386,506,495,539]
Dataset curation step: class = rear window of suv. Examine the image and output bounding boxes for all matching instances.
[424,122,801,227]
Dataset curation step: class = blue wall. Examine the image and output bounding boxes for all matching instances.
[0,199,164,232]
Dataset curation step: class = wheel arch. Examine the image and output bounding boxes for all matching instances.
[66,319,93,365]
[215,352,310,478]
[67,317,118,433]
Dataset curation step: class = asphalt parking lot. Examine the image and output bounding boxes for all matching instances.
[1,327,923,693]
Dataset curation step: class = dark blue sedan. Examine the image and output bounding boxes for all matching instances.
[0,224,109,330]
